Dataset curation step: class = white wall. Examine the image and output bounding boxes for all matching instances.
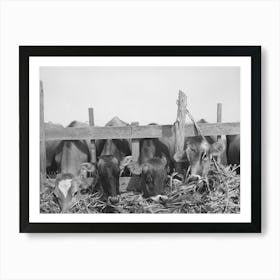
[40,66,240,126]
[0,1,279,280]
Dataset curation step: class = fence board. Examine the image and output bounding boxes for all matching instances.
[88,108,96,163]
[40,81,46,186]
[45,122,240,141]
[217,103,222,141]
[175,91,187,154]
[131,122,140,162]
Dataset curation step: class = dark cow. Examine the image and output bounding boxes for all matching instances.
[51,121,98,212]
[139,132,173,198]
[226,134,240,173]
[141,156,168,198]
[97,117,131,203]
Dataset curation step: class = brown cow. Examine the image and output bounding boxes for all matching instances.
[97,117,131,203]
[138,134,172,199]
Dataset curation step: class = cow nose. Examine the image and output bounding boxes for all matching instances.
[108,196,119,204]
[80,188,89,195]
[150,195,168,203]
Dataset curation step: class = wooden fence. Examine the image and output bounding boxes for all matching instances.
[40,83,240,180]
[44,122,240,141]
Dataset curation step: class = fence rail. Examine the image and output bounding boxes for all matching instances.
[45,122,240,141]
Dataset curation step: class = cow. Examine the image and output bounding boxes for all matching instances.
[141,156,169,199]
[97,117,131,203]
[173,119,225,182]
[138,120,225,198]
[51,121,98,212]
[226,134,240,173]
[138,134,173,199]
[45,122,64,175]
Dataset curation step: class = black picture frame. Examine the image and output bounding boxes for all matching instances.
[19,46,261,233]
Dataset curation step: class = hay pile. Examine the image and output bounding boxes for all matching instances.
[40,179,60,213]
[40,162,240,214]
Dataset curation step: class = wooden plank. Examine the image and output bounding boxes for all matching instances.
[193,122,240,136]
[45,122,240,141]
[131,122,140,162]
[88,108,97,163]
[217,103,222,141]
[131,124,173,138]
[45,126,132,140]
[40,80,46,190]
[175,90,187,153]
[217,103,222,123]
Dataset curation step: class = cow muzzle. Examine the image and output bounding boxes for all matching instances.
[108,196,119,204]
[150,194,168,203]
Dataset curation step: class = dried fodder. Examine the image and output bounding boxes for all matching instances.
[40,180,60,213]
[40,162,240,214]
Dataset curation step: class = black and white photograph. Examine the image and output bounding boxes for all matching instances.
[40,66,241,214]
[3,1,280,279]
[20,46,261,232]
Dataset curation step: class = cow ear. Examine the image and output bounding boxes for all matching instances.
[54,151,62,166]
[210,141,225,156]
[120,156,133,169]
[71,177,82,193]
[80,162,91,170]
[127,161,142,175]
[97,157,104,168]
[173,150,186,162]
[55,173,63,185]
[160,155,168,167]
[142,164,149,174]
[111,157,119,166]
[79,164,86,180]
[80,162,97,174]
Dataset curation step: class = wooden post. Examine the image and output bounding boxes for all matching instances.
[216,102,227,164]
[217,103,222,141]
[40,80,46,190]
[174,90,187,154]
[88,108,96,163]
[131,122,140,162]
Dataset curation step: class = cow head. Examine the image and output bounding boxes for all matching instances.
[174,136,224,180]
[140,156,168,198]
[53,163,99,212]
[53,174,82,212]
[97,155,120,203]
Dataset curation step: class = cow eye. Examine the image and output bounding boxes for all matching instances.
[201,152,207,160]
[53,193,60,202]
[73,191,79,196]
[145,174,153,184]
